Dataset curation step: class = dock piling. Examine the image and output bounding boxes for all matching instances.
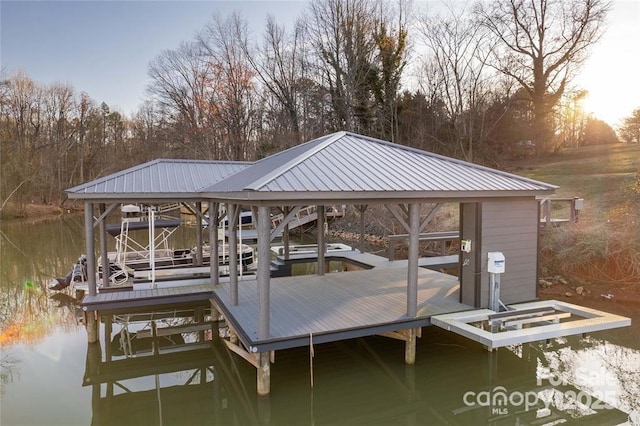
[85,310,99,343]
[257,352,271,396]
[404,328,417,364]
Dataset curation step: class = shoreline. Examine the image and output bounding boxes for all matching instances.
[0,202,77,222]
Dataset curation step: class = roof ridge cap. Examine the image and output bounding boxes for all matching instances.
[245,131,347,190]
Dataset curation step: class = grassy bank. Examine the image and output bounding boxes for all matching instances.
[512,143,640,223]
[510,143,640,329]
[513,143,640,282]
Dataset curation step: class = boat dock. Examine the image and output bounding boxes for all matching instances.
[211,265,470,353]
[66,131,629,397]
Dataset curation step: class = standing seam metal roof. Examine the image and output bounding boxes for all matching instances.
[65,132,557,200]
[202,132,557,194]
[66,159,253,195]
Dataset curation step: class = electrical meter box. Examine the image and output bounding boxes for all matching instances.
[487,252,505,274]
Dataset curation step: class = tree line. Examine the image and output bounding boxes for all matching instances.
[1,0,628,209]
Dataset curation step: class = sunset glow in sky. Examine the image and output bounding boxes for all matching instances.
[2,0,639,127]
[574,0,640,126]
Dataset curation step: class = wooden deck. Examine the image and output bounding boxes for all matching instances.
[81,284,213,313]
[273,249,458,270]
[212,267,472,352]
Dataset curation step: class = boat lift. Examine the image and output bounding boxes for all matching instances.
[432,252,631,350]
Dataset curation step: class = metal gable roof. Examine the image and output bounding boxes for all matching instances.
[66,159,252,198]
[202,131,557,196]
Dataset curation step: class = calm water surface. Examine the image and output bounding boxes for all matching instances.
[1,216,639,425]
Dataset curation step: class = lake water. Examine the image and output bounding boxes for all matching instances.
[1,216,639,425]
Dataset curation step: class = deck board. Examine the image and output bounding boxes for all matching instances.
[212,267,472,351]
[81,284,214,312]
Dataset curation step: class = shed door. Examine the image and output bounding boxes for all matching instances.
[460,203,481,307]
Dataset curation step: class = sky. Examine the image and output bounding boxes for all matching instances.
[2,0,639,127]
[1,0,306,115]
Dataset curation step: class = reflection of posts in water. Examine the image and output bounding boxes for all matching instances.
[257,392,272,425]
[85,339,102,416]
[488,349,498,418]
[210,340,261,425]
[104,315,114,399]
[404,364,417,426]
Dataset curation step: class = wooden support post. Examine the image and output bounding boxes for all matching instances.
[151,321,159,355]
[544,199,551,228]
[317,205,326,276]
[210,299,221,322]
[407,203,420,317]
[228,204,239,305]
[209,201,219,286]
[404,328,417,365]
[257,352,271,396]
[85,202,97,296]
[99,204,109,288]
[359,205,367,253]
[283,207,290,260]
[195,201,203,266]
[196,307,205,342]
[85,311,99,343]
[257,206,271,340]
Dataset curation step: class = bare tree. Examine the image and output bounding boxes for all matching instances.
[199,12,259,161]
[237,15,309,146]
[42,82,75,199]
[305,0,379,131]
[418,2,491,161]
[147,41,216,157]
[475,0,611,154]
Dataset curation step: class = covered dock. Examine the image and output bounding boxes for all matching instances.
[66,131,629,396]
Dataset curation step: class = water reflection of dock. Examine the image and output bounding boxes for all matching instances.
[83,326,631,425]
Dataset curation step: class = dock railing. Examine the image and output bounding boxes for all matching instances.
[271,205,317,229]
[539,197,583,228]
[388,231,460,261]
[270,205,345,230]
